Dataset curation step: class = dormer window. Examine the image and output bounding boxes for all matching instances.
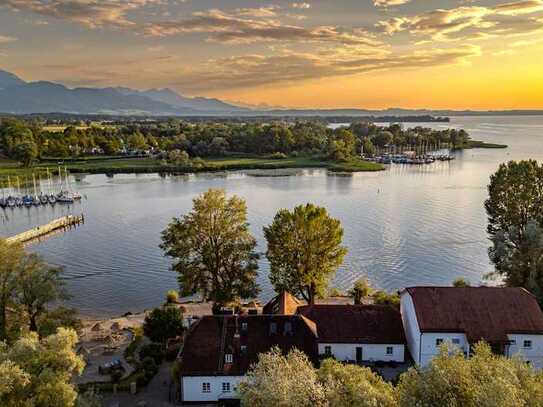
[284,321,292,335]
[225,353,233,364]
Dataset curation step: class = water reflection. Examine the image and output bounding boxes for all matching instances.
[1,116,543,317]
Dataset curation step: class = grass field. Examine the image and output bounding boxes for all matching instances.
[42,123,115,133]
[0,155,385,184]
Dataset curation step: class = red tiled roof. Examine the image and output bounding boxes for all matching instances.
[297,304,406,344]
[180,315,319,376]
[405,287,543,343]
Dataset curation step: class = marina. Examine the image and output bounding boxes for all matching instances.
[0,167,83,208]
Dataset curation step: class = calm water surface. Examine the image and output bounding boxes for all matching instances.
[1,116,543,317]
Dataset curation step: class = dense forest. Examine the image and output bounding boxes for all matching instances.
[0,118,472,167]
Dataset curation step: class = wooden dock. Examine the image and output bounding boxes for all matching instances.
[5,214,85,244]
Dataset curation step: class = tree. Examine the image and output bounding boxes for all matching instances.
[349,278,373,305]
[485,160,543,302]
[143,307,184,344]
[397,342,543,407]
[12,140,38,167]
[15,254,67,332]
[264,203,347,304]
[0,240,71,340]
[239,347,326,407]
[452,278,471,288]
[0,240,23,341]
[127,132,147,150]
[372,290,400,307]
[0,328,85,407]
[161,189,259,309]
[318,359,397,407]
[167,149,190,166]
[373,131,394,148]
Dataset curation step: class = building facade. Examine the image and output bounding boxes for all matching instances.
[401,286,543,369]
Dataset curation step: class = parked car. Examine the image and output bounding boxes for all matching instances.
[98,358,124,375]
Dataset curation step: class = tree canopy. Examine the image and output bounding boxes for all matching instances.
[143,306,184,344]
[318,359,396,407]
[0,328,85,407]
[161,189,259,309]
[349,278,373,305]
[485,160,543,302]
[264,203,347,304]
[239,347,326,407]
[397,342,543,407]
[0,239,72,341]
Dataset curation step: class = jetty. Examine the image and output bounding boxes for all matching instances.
[5,214,84,244]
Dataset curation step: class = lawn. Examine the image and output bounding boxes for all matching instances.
[0,155,384,184]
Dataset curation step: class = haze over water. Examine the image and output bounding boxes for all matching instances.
[2,116,543,318]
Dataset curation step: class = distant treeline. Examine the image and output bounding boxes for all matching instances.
[0,117,471,167]
[0,113,449,124]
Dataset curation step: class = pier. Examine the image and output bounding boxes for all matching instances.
[5,214,85,244]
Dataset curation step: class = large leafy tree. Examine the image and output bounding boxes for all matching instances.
[0,240,24,341]
[15,255,67,332]
[397,342,543,407]
[264,203,347,304]
[485,160,543,301]
[0,239,70,340]
[239,348,326,407]
[143,306,184,344]
[161,189,259,309]
[318,359,396,407]
[0,328,85,407]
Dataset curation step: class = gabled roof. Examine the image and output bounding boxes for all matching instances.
[404,286,543,343]
[262,291,303,315]
[180,315,318,376]
[297,304,406,344]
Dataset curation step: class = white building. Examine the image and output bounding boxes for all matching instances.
[179,314,319,405]
[297,304,406,363]
[180,293,408,404]
[401,286,543,369]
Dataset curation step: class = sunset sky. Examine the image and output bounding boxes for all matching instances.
[0,0,542,109]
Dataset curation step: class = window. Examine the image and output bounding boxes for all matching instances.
[386,346,394,355]
[436,338,444,347]
[524,340,533,349]
[270,322,277,335]
[241,345,247,353]
[222,382,231,393]
[241,322,248,332]
[452,338,460,345]
[225,353,233,364]
[324,346,332,355]
[510,339,517,345]
[284,321,293,335]
[202,383,211,393]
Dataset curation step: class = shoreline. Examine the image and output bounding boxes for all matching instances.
[0,155,385,183]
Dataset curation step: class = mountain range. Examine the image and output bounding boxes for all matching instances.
[0,69,247,115]
[1,69,542,117]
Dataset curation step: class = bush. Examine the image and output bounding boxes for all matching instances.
[141,357,159,383]
[139,343,165,365]
[143,306,184,343]
[269,152,288,159]
[166,289,179,304]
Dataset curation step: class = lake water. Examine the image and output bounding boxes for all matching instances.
[1,116,543,317]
